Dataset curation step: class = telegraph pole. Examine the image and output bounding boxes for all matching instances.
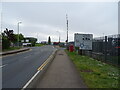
[66,14,68,43]
[56,31,60,43]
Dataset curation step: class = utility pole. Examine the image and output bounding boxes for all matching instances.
[59,34,60,43]
[66,14,68,43]
[56,31,60,43]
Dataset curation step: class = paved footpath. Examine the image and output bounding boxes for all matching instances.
[36,49,88,88]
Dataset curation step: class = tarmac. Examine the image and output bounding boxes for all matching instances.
[36,49,88,88]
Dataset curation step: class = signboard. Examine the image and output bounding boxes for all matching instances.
[74,33,93,50]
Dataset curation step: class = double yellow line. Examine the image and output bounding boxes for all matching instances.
[37,49,56,71]
[37,58,50,71]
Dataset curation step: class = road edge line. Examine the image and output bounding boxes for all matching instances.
[22,70,40,89]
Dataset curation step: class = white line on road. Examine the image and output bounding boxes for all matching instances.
[22,70,40,89]
[0,64,7,68]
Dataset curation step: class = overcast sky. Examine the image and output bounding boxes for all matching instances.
[1,2,118,42]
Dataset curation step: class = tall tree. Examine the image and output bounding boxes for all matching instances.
[4,28,16,42]
[48,36,51,45]
[2,28,24,49]
[14,33,24,43]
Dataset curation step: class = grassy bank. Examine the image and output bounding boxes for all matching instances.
[2,47,21,52]
[66,50,119,88]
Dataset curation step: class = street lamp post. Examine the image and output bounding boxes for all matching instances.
[66,14,68,43]
[17,21,22,47]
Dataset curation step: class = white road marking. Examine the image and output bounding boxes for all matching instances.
[22,70,40,89]
[0,64,7,68]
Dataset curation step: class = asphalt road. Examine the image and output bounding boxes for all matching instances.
[2,45,56,88]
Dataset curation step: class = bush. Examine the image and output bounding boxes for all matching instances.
[2,37,10,50]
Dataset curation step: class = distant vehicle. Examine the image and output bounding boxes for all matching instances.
[22,43,32,47]
[53,42,59,45]
[74,33,93,50]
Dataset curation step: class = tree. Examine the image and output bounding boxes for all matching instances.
[48,36,51,45]
[2,33,10,49]
[4,28,16,42]
[2,28,24,49]
[19,34,24,42]
[2,28,15,49]
[14,33,24,43]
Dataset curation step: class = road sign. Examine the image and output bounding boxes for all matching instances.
[74,33,93,50]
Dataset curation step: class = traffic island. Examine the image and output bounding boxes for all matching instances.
[0,48,30,56]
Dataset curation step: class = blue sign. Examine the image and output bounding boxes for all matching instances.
[80,43,84,48]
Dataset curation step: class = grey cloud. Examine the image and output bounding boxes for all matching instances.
[2,2,118,42]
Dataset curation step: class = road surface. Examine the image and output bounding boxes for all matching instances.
[2,45,56,88]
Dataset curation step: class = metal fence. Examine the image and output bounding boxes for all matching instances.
[83,34,120,66]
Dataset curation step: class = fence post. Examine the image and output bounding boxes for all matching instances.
[104,36,107,62]
[78,49,82,55]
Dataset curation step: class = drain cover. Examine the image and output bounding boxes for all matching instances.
[58,54,64,55]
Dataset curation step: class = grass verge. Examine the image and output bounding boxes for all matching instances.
[35,43,44,47]
[65,50,120,88]
[2,47,21,52]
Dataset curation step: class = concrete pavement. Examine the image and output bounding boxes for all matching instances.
[36,49,87,88]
